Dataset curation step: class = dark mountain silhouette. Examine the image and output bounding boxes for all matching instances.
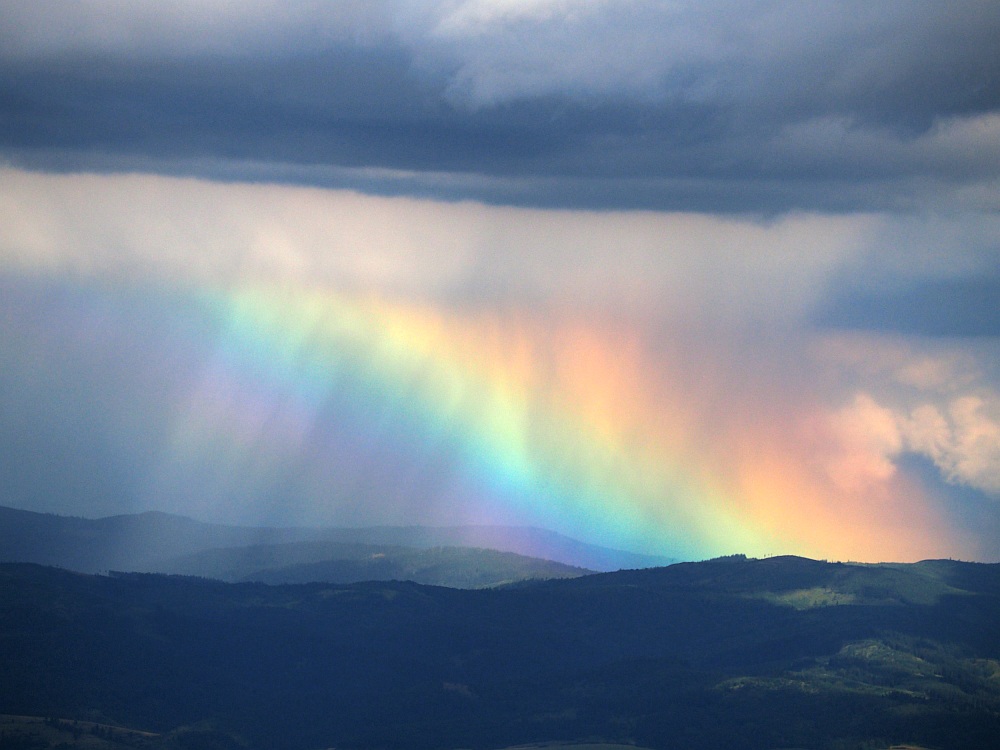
[1,555,998,750]
[0,504,675,575]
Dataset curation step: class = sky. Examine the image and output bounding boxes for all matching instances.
[0,0,998,562]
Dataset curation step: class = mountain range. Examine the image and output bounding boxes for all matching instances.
[1,554,998,749]
[0,505,677,586]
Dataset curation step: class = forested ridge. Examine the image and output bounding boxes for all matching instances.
[2,556,999,750]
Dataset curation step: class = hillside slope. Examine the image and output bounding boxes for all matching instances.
[150,540,591,588]
[0,556,998,750]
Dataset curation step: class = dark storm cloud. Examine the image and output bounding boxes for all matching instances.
[1,1,998,212]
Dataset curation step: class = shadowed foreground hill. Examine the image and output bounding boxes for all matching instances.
[1,555,999,750]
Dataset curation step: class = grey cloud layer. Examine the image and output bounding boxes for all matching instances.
[2,0,998,212]
[2,166,996,337]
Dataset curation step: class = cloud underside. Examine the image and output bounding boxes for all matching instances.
[2,168,997,327]
[1,1,998,211]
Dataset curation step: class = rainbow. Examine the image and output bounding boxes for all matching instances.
[145,282,953,561]
[205,285,753,558]
[0,274,962,561]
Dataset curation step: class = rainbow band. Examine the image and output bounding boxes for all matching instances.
[14,276,944,562]
[168,284,763,559]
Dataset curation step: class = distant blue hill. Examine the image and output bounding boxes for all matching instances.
[150,540,591,588]
[0,505,677,581]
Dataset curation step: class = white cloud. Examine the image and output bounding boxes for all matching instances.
[897,395,1000,494]
[4,166,996,340]
[824,393,903,492]
[818,337,1000,497]
[0,167,878,325]
[910,396,1000,493]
